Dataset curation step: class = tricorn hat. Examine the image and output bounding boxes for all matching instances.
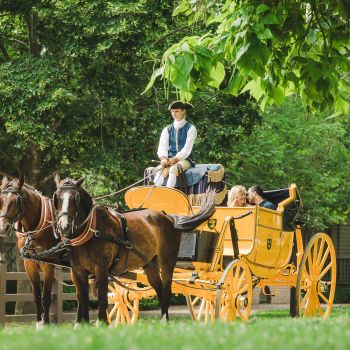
[168,100,194,111]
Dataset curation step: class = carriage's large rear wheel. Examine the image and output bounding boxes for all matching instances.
[186,294,216,324]
[215,260,252,321]
[296,233,336,318]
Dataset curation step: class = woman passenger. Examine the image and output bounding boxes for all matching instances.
[227,185,249,207]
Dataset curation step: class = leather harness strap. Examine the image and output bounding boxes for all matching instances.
[16,194,52,240]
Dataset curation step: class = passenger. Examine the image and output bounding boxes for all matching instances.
[154,100,197,188]
[227,185,249,207]
[247,185,277,210]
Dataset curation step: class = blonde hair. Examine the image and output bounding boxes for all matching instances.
[227,185,246,207]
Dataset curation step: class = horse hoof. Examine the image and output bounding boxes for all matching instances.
[74,322,82,330]
[160,314,168,324]
[36,320,45,331]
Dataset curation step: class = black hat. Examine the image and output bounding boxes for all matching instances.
[168,100,194,110]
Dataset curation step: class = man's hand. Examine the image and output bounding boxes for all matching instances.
[160,158,169,167]
[168,157,179,166]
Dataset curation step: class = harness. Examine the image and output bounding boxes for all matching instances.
[50,180,152,276]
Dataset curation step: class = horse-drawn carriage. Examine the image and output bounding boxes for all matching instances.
[106,183,336,325]
[0,172,337,327]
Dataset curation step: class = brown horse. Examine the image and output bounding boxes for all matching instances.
[53,174,215,325]
[0,175,59,329]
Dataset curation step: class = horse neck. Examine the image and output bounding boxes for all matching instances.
[21,188,43,232]
[75,194,93,232]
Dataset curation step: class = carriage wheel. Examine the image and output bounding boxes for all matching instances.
[186,294,216,324]
[215,260,253,321]
[107,281,140,326]
[296,233,336,318]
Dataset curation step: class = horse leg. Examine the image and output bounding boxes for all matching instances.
[158,237,180,321]
[42,264,55,325]
[95,269,109,325]
[24,261,43,327]
[144,258,165,318]
[71,270,89,325]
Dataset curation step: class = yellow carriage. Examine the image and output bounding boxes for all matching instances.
[107,184,337,325]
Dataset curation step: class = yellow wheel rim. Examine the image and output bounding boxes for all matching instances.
[296,233,336,318]
[215,260,253,321]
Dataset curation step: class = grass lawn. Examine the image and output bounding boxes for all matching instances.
[0,307,349,350]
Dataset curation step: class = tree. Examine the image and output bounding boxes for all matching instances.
[229,96,350,229]
[0,0,260,198]
[146,0,350,115]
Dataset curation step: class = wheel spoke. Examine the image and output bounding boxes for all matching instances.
[315,239,325,271]
[307,250,314,276]
[319,261,333,280]
[237,284,249,295]
[318,291,330,304]
[315,297,324,317]
[312,239,319,272]
[318,246,330,274]
[237,306,246,321]
[300,289,311,308]
[233,266,240,290]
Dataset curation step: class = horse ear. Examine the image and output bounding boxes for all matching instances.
[75,177,84,187]
[1,175,9,189]
[54,172,61,187]
[18,174,25,188]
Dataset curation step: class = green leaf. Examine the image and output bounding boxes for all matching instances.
[256,4,270,14]
[208,62,225,88]
[142,67,163,94]
[271,85,285,104]
[257,28,274,40]
[262,14,280,25]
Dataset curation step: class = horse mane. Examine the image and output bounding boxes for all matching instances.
[2,179,39,194]
[79,186,93,211]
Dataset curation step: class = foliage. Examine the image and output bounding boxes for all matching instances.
[0,0,259,195]
[146,0,350,115]
[0,308,349,349]
[229,96,350,229]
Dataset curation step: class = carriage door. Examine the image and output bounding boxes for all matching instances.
[253,207,283,268]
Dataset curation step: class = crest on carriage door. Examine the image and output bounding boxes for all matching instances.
[267,238,272,250]
[207,218,217,230]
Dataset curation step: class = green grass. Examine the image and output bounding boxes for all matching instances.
[0,307,349,350]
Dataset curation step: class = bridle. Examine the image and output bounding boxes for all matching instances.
[53,179,81,236]
[0,186,25,225]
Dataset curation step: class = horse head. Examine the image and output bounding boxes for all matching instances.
[53,173,92,238]
[0,175,25,236]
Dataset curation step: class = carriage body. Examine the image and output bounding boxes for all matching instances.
[108,183,336,325]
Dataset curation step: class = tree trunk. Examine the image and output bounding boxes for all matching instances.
[21,143,41,186]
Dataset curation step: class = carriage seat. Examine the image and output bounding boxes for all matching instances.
[144,164,227,206]
[263,185,301,231]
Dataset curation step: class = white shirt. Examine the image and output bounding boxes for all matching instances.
[157,119,197,160]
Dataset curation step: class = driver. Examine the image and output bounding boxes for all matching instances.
[154,101,197,188]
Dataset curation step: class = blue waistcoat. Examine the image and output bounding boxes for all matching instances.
[167,122,194,163]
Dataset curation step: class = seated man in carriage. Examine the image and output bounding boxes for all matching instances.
[153,100,197,188]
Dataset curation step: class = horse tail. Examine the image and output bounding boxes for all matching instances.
[169,191,216,231]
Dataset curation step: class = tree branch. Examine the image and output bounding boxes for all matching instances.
[152,24,196,46]
[8,38,29,48]
[311,0,328,53]
[0,38,10,60]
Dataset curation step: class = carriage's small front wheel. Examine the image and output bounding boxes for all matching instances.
[107,281,140,326]
[215,259,252,321]
[296,232,337,318]
[186,294,216,324]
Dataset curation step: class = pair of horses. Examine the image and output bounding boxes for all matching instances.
[0,174,215,326]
